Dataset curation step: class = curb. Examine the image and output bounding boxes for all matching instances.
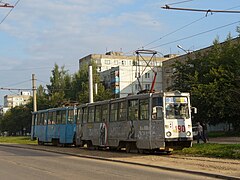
[0,143,239,180]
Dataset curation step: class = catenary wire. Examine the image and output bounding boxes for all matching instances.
[4,79,31,87]
[0,0,20,25]
[149,20,240,49]
[167,0,194,6]
[143,15,207,48]
[143,4,240,49]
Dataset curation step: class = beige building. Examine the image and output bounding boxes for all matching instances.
[4,91,31,108]
[79,51,174,97]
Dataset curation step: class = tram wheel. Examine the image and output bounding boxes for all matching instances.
[126,143,132,153]
[37,139,43,145]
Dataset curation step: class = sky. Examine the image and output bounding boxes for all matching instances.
[0,0,239,105]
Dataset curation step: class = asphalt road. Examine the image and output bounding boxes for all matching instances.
[0,146,218,180]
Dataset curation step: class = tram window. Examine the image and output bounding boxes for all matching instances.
[77,108,83,124]
[128,99,138,121]
[44,113,47,125]
[95,105,101,122]
[83,107,88,123]
[40,113,45,125]
[48,112,53,125]
[102,104,108,122]
[37,114,41,125]
[33,114,37,125]
[118,101,127,121]
[152,97,163,120]
[68,110,74,124]
[61,110,66,124]
[110,103,118,122]
[140,99,149,120]
[152,97,163,107]
[56,111,62,124]
[52,111,56,124]
[88,107,95,123]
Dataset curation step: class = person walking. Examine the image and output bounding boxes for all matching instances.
[202,122,209,143]
[197,122,206,143]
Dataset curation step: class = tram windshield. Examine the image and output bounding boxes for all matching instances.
[165,96,190,119]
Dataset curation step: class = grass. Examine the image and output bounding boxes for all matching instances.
[0,136,37,145]
[208,131,240,138]
[175,143,240,159]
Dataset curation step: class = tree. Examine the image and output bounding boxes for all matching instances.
[170,36,240,130]
[47,64,70,107]
[72,63,112,104]
[0,105,32,135]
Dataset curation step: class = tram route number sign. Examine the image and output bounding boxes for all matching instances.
[174,125,186,133]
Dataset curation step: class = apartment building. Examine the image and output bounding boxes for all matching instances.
[79,51,173,97]
[4,91,31,108]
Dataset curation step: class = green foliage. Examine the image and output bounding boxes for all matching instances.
[170,36,240,130]
[46,64,68,107]
[0,106,32,135]
[45,62,112,106]
[180,144,240,159]
[0,136,37,144]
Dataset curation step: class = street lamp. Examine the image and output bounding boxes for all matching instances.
[177,45,192,54]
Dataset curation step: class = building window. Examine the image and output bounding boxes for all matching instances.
[114,60,118,65]
[145,73,150,78]
[135,84,139,91]
[135,72,140,78]
[105,60,110,65]
[122,60,126,65]
[145,84,150,90]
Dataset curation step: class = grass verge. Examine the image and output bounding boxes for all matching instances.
[0,136,37,145]
[176,143,240,159]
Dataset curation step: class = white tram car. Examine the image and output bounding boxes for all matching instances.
[76,91,195,153]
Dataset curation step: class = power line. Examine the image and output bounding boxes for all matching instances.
[167,0,194,6]
[36,79,49,84]
[143,15,207,48]
[0,0,20,25]
[149,20,240,49]
[0,87,32,91]
[162,5,240,15]
[141,4,240,49]
[4,79,31,87]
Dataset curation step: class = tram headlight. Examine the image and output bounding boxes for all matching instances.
[166,131,172,137]
[186,131,191,136]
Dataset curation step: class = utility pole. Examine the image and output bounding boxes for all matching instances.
[88,65,93,103]
[32,74,37,112]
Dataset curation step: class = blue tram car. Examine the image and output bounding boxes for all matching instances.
[31,106,77,145]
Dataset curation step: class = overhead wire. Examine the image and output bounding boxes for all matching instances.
[4,79,31,87]
[149,20,240,49]
[0,0,20,25]
[167,0,194,6]
[142,4,240,49]
[143,15,207,48]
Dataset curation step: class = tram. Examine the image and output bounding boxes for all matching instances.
[31,91,195,152]
[31,106,77,145]
[75,91,195,152]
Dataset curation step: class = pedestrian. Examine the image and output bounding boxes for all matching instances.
[202,122,209,143]
[197,122,206,143]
